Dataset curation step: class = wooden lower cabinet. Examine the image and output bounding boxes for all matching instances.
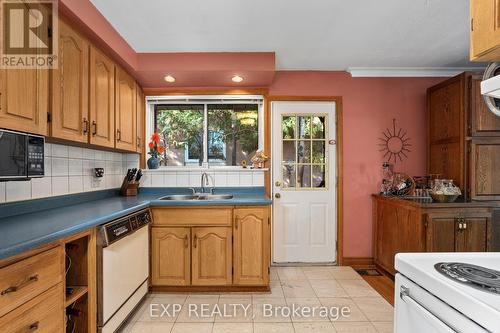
[150,206,271,289]
[426,215,488,252]
[192,227,232,286]
[373,195,494,275]
[0,283,64,333]
[233,207,270,285]
[151,227,190,286]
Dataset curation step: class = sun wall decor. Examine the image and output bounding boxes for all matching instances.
[379,118,411,163]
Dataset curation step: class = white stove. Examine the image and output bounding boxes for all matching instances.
[395,252,500,333]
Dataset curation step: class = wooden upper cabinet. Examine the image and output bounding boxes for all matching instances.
[428,77,463,144]
[115,67,136,151]
[233,207,269,286]
[136,84,145,153]
[469,75,500,136]
[89,46,115,148]
[0,68,48,135]
[470,0,500,61]
[191,227,232,286]
[51,19,89,142]
[151,227,191,286]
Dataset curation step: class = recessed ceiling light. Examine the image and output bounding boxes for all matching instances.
[164,75,176,83]
[232,75,243,83]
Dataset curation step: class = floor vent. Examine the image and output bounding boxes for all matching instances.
[355,269,382,276]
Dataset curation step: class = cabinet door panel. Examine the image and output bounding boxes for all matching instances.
[51,19,89,142]
[0,68,48,135]
[470,76,500,136]
[89,46,115,147]
[192,227,232,286]
[151,227,190,286]
[471,142,500,199]
[456,218,487,252]
[426,217,456,252]
[233,208,269,285]
[470,0,500,61]
[115,68,136,151]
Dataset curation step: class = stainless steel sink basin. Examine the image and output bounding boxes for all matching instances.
[197,194,233,200]
[159,195,199,200]
[159,194,233,201]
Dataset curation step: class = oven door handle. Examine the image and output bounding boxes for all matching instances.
[400,286,457,333]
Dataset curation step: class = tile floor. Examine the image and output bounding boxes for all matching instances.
[121,266,394,333]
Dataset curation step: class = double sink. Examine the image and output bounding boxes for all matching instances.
[159,194,233,201]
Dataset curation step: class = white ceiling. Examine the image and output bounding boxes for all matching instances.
[90,0,485,70]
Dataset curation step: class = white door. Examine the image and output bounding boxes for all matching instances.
[272,101,336,263]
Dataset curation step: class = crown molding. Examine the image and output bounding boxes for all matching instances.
[347,67,486,77]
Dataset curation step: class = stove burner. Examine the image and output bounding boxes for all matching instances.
[435,262,500,295]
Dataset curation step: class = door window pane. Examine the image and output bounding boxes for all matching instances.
[312,141,325,163]
[155,105,204,166]
[297,165,311,188]
[313,165,326,188]
[297,141,311,163]
[207,105,258,166]
[282,141,296,163]
[282,116,296,139]
[282,164,296,188]
[298,116,311,139]
[312,116,325,139]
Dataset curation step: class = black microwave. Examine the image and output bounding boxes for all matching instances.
[0,129,44,181]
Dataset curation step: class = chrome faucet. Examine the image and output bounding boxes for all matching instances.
[201,172,210,193]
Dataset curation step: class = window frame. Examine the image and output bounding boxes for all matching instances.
[148,95,264,168]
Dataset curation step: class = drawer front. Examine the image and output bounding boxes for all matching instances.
[152,207,232,226]
[0,246,63,317]
[0,283,64,333]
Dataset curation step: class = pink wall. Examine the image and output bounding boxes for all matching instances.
[269,71,445,258]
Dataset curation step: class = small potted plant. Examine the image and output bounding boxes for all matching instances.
[147,132,165,169]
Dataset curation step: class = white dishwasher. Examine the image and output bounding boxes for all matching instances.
[97,209,151,333]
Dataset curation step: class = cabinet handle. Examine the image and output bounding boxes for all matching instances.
[92,121,97,136]
[137,137,141,148]
[83,118,89,134]
[184,235,188,248]
[193,234,197,248]
[116,129,121,141]
[28,321,39,331]
[1,274,38,295]
[463,222,467,230]
[235,218,239,229]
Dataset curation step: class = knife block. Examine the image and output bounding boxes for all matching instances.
[121,183,139,196]
[120,176,139,196]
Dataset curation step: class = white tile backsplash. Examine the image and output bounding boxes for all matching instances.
[0,183,5,203]
[141,169,265,188]
[6,181,31,202]
[1,143,140,203]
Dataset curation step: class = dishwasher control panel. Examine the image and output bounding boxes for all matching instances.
[101,209,152,246]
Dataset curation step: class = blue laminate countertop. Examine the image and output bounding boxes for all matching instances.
[0,187,271,260]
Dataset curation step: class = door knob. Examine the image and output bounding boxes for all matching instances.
[275,193,281,199]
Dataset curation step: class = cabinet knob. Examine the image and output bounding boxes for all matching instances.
[275,193,281,199]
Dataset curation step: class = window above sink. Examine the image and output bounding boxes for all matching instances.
[147,95,264,168]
